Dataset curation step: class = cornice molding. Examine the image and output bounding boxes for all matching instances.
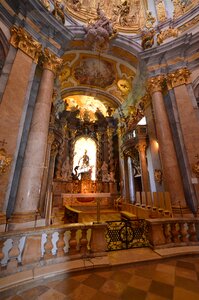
[10,26,42,63]
[167,68,191,89]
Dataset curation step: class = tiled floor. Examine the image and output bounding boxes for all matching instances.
[1,255,199,300]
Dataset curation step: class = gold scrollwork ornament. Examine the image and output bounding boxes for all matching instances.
[154,169,163,184]
[0,148,12,175]
[117,79,131,95]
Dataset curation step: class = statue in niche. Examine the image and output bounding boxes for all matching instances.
[101,161,109,182]
[61,157,71,180]
[78,150,90,171]
[84,4,117,52]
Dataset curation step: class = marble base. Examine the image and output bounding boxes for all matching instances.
[8,218,46,231]
[0,212,6,224]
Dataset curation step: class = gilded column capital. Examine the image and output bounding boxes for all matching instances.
[10,26,42,63]
[146,75,165,95]
[135,142,147,153]
[41,48,63,75]
[166,68,191,89]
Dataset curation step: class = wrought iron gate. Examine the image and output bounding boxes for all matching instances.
[105,219,149,251]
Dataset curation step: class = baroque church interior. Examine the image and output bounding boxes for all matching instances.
[0,0,199,299]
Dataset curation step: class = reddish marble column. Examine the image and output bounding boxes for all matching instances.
[167,68,199,203]
[123,155,130,202]
[147,76,186,206]
[12,49,62,224]
[136,142,150,192]
[0,26,42,228]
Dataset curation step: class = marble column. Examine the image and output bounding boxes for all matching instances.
[39,130,55,216]
[0,26,42,227]
[107,127,115,172]
[12,48,62,224]
[96,132,102,181]
[45,136,59,226]
[147,75,186,207]
[167,68,199,213]
[136,142,150,193]
[144,98,164,192]
[123,155,130,202]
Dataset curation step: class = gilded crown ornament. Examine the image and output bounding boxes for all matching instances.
[42,48,63,75]
[10,26,42,63]
[147,75,166,95]
[167,68,191,89]
[0,148,12,175]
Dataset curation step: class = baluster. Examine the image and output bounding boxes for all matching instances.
[80,227,88,256]
[69,228,78,255]
[57,231,65,257]
[1,238,13,267]
[51,232,59,256]
[164,223,172,243]
[171,222,180,243]
[0,240,4,262]
[180,222,189,243]
[6,237,22,270]
[188,222,197,242]
[64,230,70,254]
[44,233,53,259]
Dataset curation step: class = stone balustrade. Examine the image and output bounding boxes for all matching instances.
[147,218,199,249]
[0,222,107,276]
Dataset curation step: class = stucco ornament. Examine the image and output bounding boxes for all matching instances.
[84,5,117,52]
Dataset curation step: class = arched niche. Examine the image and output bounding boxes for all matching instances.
[73,136,97,180]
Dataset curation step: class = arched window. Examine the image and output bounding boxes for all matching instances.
[73,137,97,180]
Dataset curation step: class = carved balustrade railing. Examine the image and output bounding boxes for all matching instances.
[147,218,199,249]
[0,222,107,276]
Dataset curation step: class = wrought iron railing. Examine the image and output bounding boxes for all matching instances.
[105,219,149,251]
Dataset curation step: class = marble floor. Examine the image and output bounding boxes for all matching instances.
[1,254,199,300]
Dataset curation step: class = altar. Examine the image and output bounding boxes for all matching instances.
[62,192,112,207]
[62,192,112,223]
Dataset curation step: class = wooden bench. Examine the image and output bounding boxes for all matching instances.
[120,211,137,221]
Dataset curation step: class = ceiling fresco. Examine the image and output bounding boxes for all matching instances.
[59,51,136,104]
[63,95,110,121]
[74,57,115,88]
